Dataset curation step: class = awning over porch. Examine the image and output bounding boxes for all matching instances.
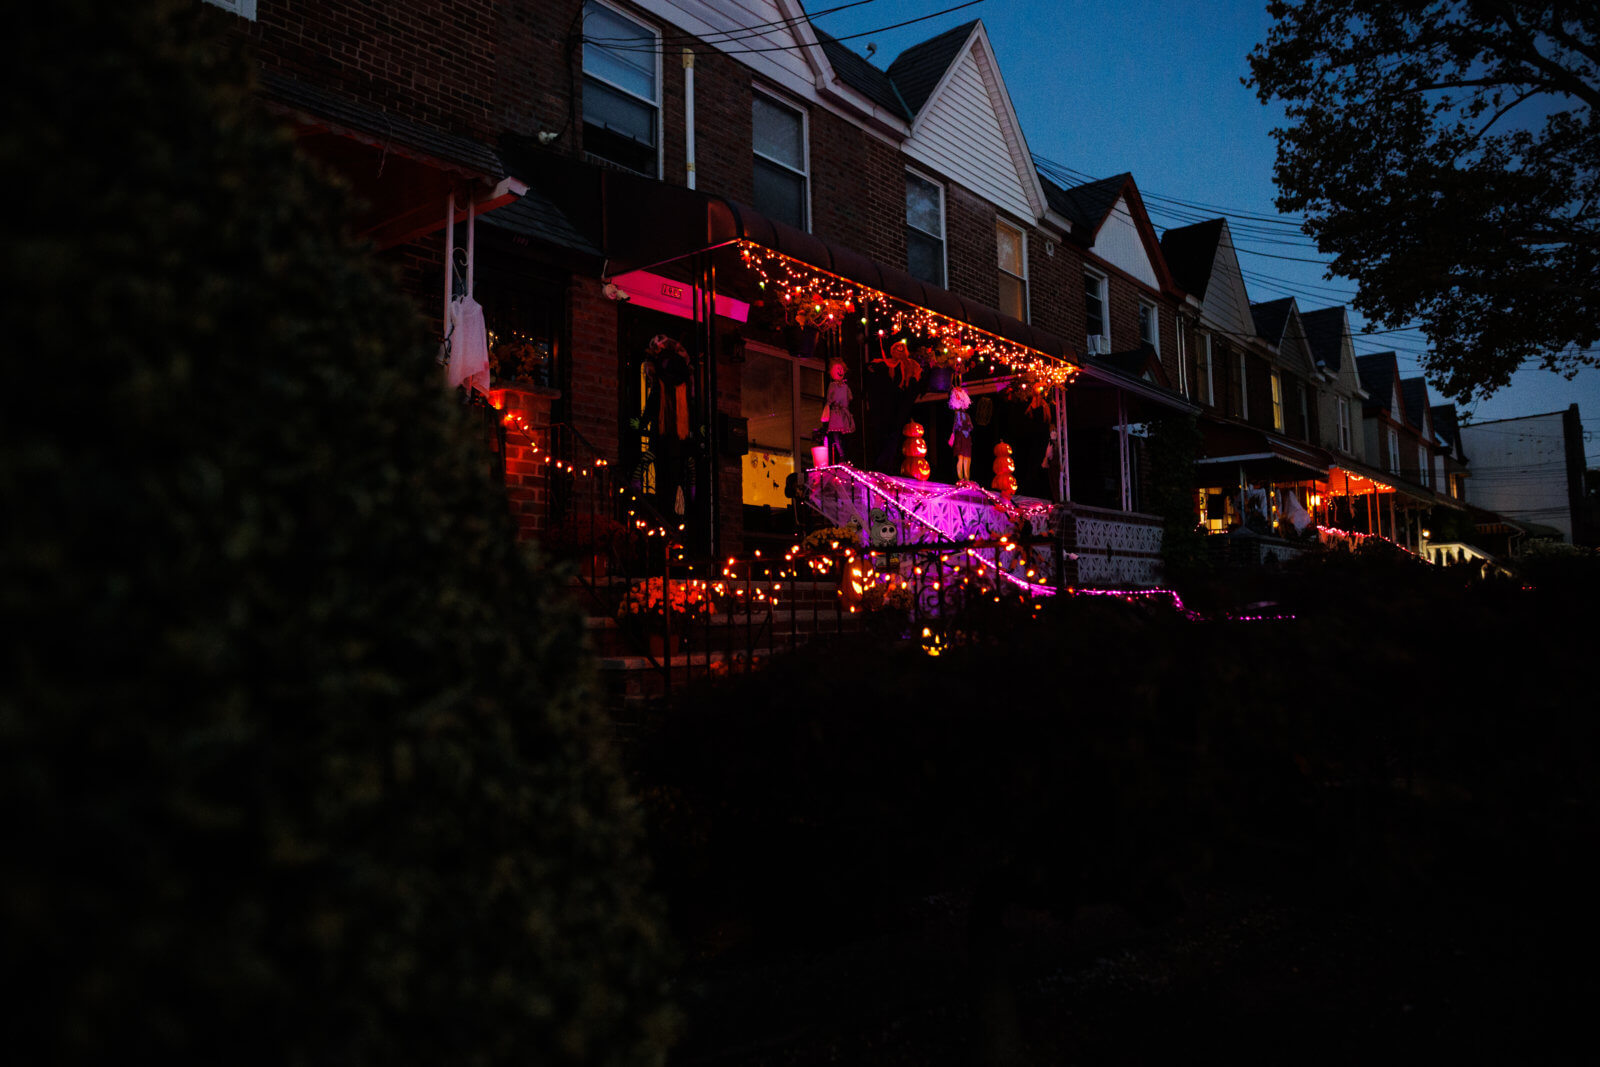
[1195,421,1331,484]
[500,145,1195,417]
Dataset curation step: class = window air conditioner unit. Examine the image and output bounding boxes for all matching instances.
[1087,334,1109,356]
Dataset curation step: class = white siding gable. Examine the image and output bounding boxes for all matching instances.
[1091,197,1159,289]
[903,30,1042,222]
[1197,221,1255,339]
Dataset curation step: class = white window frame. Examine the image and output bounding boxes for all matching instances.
[1175,317,1190,396]
[1084,268,1108,351]
[751,88,810,231]
[1200,331,1214,406]
[1337,396,1352,452]
[1137,299,1160,356]
[995,218,1029,322]
[203,0,256,17]
[1417,443,1429,486]
[581,0,663,178]
[1237,350,1249,420]
[904,168,947,288]
[1387,426,1400,473]
[1270,370,1284,431]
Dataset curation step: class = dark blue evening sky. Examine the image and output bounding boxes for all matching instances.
[811,0,1598,461]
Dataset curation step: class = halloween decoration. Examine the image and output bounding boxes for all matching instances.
[947,383,973,483]
[992,441,1017,500]
[819,357,855,463]
[872,337,923,390]
[631,334,696,511]
[901,420,931,481]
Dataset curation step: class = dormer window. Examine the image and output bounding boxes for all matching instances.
[1137,300,1159,355]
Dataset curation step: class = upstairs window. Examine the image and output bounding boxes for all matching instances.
[1387,426,1400,473]
[1199,332,1215,406]
[905,172,945,287]
[1137,300,1159,354]
[1417,443,1429,486]
[582,1,660,176]
[1234,350,1249,420]
[996,220,1027,321]
[1270,371,1284,431]
[1338,397,1352,451]
[752,93,808,230]
[1084,270,1107,352]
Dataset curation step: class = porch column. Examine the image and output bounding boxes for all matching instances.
[1117,389,1131,512]
[1054,386,1071,502]
[1388,494,1396,543]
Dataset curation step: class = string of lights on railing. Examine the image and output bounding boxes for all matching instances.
[487,391,610,480]
[736,241,1079,393]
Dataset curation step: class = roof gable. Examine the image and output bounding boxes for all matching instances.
[898,21,1046,221]
[1356,353,1401,417]
[1191,219,1254,338]
[1400,378,1433,437]
[1159,218,1225,300]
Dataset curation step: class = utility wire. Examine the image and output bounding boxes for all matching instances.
[583,0,985,56]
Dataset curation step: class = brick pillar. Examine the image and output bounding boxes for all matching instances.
[492,383,560,542]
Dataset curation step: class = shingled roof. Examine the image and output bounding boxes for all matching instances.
[1158,218,1225,300]
[259,70,503,178]
[1300,306,1346,371]
[1400,377,1433,431]
[1356,353,1401,417]
[1250,298,1294,345]
[1041,172,1131,233]
[885,19,978,114]
[815,29,910,120]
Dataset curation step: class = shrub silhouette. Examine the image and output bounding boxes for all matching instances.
[1,2,672,1063]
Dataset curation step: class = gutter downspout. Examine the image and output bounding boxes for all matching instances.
[683,48,696,190]
[443,190,455,332]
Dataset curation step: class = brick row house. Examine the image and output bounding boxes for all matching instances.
[218,0,1513,595]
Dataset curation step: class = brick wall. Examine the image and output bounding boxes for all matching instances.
[944,184,998,310]
[1027,232,1083,343]
[1105,273,1142,354]
[493,385,559,541]
[812,113,904,265]
[250,0,497,140]
[567,275,620,459]
[493,0,580,141]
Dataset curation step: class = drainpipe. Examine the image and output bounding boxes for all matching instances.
[1118,390,1131,512]
[443,190,455,332]
[683,48,696,189]
[466,193,476,298]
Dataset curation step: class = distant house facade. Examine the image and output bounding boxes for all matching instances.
[1459,406,1592,545]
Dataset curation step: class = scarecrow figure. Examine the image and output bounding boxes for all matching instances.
[632,334,696,513]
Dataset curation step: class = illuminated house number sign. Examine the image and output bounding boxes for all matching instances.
[660,283,684,299]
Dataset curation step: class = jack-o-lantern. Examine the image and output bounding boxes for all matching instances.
[901,421,931,481]
[992,441,1018,499]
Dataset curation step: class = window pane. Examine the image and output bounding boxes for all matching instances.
[1138,303,1155,344]
[584,78,655,145]
[996,223,1023,274]
[998,273,1024,321]
[906,174,942,237]
[582,2,656,100]
[753,157,806,229]
[1084,274,1104,335]
[907,230,944,287]
[753,95,804,170]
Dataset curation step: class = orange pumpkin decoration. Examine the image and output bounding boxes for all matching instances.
[992,441,1018,499]
[901,421,932,481]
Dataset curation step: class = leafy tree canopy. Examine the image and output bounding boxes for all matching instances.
[1248,1,1599,400]
[1,1,671,1063]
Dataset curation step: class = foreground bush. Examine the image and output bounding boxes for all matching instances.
[1,3,672,1063]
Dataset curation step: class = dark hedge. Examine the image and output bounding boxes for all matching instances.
[1,2,672,1063]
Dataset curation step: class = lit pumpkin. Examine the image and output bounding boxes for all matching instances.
[992,441,1018,499]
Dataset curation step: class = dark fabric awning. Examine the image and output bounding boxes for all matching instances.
[503,146,1197,415]
[1195,420,1331,483]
